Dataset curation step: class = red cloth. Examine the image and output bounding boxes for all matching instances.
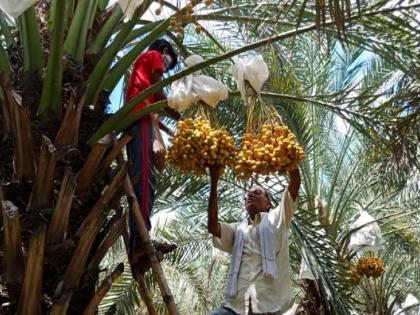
[126,50,164,113]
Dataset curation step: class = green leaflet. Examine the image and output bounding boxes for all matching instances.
[39,0,67,115]
[64,0,99,62]
[18,7,43,73]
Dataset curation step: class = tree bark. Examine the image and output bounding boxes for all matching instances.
[93,133,132,183]
[76,135,112,193]
[51,164,128,313]
[0,77,15,134]
[1,200,24,285]
[46,167,76,245]
[88,213,127,272]
[1,200,25,301]
[28,136,57,210]
[55,92,84,147]
[13,103,35,180]
[17,228,46,315]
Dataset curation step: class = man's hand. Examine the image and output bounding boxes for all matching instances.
[158,121,175,136]
[164,107,181,120]
[208,165,223,238]
[150,70,181,121]
[288,168,301,201]
[209,165,223,183]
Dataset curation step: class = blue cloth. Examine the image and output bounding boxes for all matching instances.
[126,116,156,250]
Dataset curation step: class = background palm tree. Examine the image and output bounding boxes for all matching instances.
[99,43,418,314]
[0,0,419,314]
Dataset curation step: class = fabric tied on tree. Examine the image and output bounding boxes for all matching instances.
[299,248,316,280]
[392,293,420,315]
[167,54,229,112]
[349,211,383,252]
[299,218,323,280]
[230,55,269,101]
[0,0,40,18]
[118,0,144,19]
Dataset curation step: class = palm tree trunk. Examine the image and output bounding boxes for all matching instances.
[28,136,57,210]
[13,104,35,180]
[51,164,128,313]
[1,200,24,302]
[88,213,127,272]
[82,263,124,315]
[46,167,76,246]
[76,136,112,193]
[55,94,84,147]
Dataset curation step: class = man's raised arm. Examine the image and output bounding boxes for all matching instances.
[208,166,222,238]
[288,168,301,202]
[151,71,181,120]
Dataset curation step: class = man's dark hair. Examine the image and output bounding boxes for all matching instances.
[248,181,273,209]
[148,39,178,70]
[264,189,273,209]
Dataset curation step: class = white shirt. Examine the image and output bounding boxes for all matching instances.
[213,188,297,315]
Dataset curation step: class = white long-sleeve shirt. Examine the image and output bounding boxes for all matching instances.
[213,188,297,315]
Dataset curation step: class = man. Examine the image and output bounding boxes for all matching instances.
[125,39,180,267]
[208,167,301,315]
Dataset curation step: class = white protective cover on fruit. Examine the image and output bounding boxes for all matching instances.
[168,54,229,112]
[0,0,40,18]
[349,211,383,252]
[401,294,420,315]
[118,0,144,19]
[230,55,269,100]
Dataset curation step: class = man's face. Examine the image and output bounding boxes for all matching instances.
[162,47,174,72]
[245,185,271,216]
[163,53,173,72]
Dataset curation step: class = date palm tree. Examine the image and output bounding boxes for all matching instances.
[98,40,419,314]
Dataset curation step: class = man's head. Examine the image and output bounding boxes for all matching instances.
[245,185,272,217]
[149,39,178,72]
